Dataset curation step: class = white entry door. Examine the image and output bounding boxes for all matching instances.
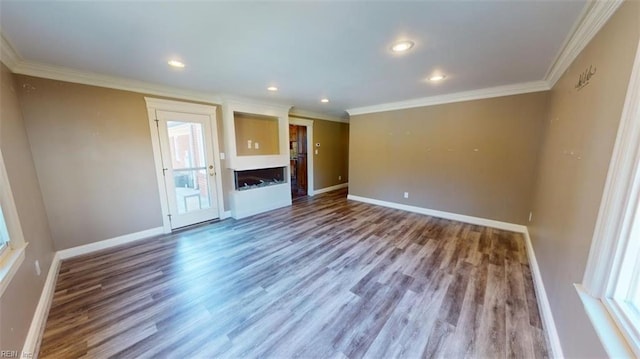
[155,110,219,229]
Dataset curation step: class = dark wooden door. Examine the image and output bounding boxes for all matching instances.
[295,126,307,195]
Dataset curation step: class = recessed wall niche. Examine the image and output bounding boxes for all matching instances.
[221,99,292,219]
[234,112,280,156]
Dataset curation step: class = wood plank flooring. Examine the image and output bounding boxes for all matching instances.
[39,189,549,358]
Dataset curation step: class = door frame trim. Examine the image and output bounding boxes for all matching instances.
[144,98,224,233]
[289,118,314,196]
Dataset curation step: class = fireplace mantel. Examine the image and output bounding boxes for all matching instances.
[221,99,292,218]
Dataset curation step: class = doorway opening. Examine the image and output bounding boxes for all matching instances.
[289,124,308,198]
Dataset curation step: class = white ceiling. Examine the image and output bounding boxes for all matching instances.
[0,1,587,118]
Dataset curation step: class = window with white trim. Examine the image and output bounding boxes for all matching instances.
[580,38,640,357]
[0,148,27,297]
[0,204,10,255]
[600,192,640,356]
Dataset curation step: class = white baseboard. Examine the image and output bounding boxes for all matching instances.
[523,229,564,358]
[57,227,164,260]
[346,194,526,233]
[314,183,349,195]
[22,252,60,358]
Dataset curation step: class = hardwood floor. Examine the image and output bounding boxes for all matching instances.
[39,189,549,358]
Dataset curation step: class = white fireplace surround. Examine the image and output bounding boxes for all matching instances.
[222,99,292,218]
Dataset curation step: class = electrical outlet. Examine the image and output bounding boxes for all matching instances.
[220,152,225,160]
[254,142,260,149]
[338,175,342,180]
[35,260,41,276]
[315,149,318,155]
[247,140,252,149]
[403,192,409,199]
[529,211,533,222]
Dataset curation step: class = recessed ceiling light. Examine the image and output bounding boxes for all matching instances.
[429,74,446,82]
[168,60,185,68]
[267,86,278,92]
[321,98,329,103]
[391,40,415,53]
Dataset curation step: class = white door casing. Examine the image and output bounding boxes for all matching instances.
[289,117,314,196]
[145,98,224,232]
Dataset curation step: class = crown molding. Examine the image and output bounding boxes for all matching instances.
[0,33,21,71]
[12,60,225,104]
[289,108,349,123]
[544,0,623,88]
[144,97,217,114]
[222,96,292,115]
[3,1,622,119]
[347,1,624,117]
[346,80,550,116]
[222,97,293,122]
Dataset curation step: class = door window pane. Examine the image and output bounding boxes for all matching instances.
[173,170,211,214]
[167,121,206,169]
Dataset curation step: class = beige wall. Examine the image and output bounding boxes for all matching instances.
[349,91,549,224]
[313,119,349,190]
[234,113,280,156]
[0,64,55,353]
[13,76,233,250]
[529,2,640,357]
[15,75,164,250]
